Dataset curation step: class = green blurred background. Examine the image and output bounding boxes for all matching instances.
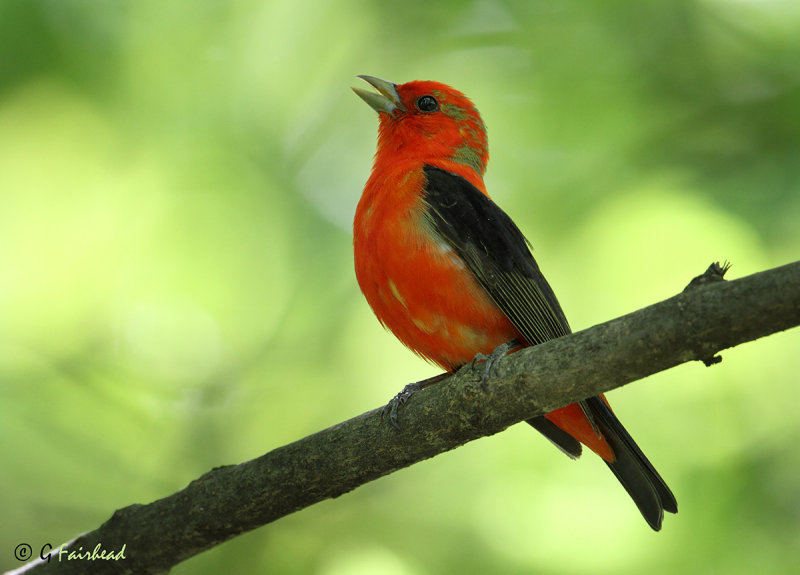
[2,0,799,573]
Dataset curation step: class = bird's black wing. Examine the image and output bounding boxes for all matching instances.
[421,165,677,530]
[421,165,570,346]
[422,165,579,458]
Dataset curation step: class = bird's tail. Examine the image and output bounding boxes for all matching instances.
[584,396,678,530]
[528,397,677,530]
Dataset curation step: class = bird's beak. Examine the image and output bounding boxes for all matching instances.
[352,75,405,114]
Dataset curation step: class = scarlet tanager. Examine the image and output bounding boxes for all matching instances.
[352,76,677,530]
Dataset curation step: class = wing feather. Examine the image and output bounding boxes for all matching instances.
[421,165,569,346]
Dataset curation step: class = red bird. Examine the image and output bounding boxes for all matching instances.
[352,76,677,530]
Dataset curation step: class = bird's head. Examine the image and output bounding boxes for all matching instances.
[353,76,488,178]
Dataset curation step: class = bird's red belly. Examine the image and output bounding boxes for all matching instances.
[355,214,518,371]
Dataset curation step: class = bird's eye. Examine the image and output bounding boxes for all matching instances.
[416,95,439,113]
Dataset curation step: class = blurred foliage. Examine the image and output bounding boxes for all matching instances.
[1,0,799,573]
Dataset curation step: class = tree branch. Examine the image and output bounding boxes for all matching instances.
[13,261,800,575]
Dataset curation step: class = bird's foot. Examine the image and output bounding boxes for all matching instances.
[380,372,449,429]
[470,340,516,386]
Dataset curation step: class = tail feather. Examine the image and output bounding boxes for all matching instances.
[530,396,677,530]
[583,396,677,530]
[526,416,582,459]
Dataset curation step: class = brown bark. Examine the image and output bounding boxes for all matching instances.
[15,261,800,575]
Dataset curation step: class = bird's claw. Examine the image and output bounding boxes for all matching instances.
[380,372,450,430]
[380,382,423,430]
[471,341,514,386]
